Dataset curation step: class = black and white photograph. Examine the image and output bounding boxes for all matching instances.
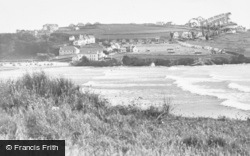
[0,0,250,155]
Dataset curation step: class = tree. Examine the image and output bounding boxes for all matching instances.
[85,23,92,26]
[94,22,101,25]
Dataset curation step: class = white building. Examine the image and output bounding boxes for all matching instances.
[77,45,106,61]
[69,36,75,41]
[181,32,192,39]
[74,35,95,46]
[173,32,180,39]
[73,40,87,46]
[131,46,139,52]
[59,46,80,55]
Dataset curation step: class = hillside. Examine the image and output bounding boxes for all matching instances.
[187,32,250,57]
[1,24,250,61]
[57,24,195,39]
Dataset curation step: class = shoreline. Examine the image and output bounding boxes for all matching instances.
[0,64,250,120]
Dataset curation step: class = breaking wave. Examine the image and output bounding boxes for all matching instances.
[228,83,250,93]
[165,75,250,111]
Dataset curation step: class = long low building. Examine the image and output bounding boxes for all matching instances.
[59,46,80,55]
[72,44,106,61]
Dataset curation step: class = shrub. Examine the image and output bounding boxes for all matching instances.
[122,56,152,66]
[174,58,195,65]
[155,59,171,66]
[230,54,249,64]
[74,56,121,67]
[207,136,226,147]
[183,136,202,147]
[212,57,229,65]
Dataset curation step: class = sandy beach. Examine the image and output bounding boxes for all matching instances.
[0,64,250,120]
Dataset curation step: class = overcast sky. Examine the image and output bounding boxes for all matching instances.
[0,0,249,33]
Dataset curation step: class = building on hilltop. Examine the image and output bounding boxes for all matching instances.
[59,46,80,55]
[236,26,247,32]
[188,13,232,28]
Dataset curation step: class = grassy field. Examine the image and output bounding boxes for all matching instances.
[188,32,250,57]
[57,24,195,39]
[0,72,250,155]
[136,43,211,55]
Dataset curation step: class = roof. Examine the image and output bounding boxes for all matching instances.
[80,44,103,54]
[88,35,95,38]
[221,25,238,30]
[60,46,78,51]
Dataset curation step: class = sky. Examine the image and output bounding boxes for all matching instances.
[0,0,249,33]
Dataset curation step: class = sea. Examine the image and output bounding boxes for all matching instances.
[1,64,250,119]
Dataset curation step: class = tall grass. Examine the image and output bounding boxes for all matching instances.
[0,72,250,156]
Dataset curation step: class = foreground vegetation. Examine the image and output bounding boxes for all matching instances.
[72,56,121,67]
[0,72,250,155]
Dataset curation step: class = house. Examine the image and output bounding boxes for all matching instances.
[69,36,75,41]
[88,35,95,44]
[120,47,127,53]
[79,44,106,61]
[74,27,80,31]
[43,24,59,32]
[196,32,203,38]
[137,39,144,44]
[73,34,96,46]
[129,39,135,43]
[59,46,80,55]
[106,47,113,52]
[236,26,247,32]
[122,39,127,44]
[154,37,160,42]
[111,43,120,49]
[131,46,138,52]
[73,39,87,46]
[181,32,192,39]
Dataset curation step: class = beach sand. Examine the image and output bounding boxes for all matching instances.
[0,65,250,120]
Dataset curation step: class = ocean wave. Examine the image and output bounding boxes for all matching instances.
[82,81,171,88]
[221,100,250,111]
[166,75,250,111]
[228,83,250,92]
[210,74,250,82]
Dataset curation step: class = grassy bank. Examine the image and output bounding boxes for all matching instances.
[121,55,250,66]
[72,54,250,67]
[0,72,250,156]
